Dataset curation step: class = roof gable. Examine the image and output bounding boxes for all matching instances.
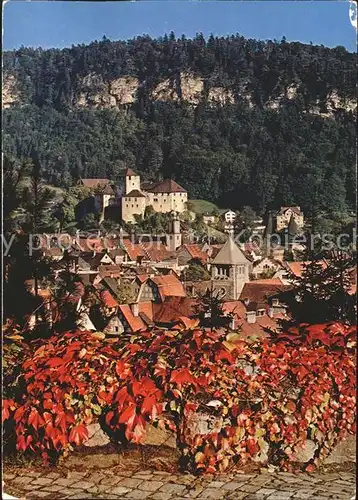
[125,189,146,198]
[80,178,110,188]
[125,168,138,177]
[212,237,250,265]
[148,179,187,194]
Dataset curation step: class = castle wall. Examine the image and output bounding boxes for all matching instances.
[122,195,146,223]
[125,175,140,195]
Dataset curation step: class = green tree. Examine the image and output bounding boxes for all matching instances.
[194,286,232,330]
[183,259,211,282]
[279,250,356,326]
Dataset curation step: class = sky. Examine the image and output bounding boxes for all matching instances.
[3,1,357,53]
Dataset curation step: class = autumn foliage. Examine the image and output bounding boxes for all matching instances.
[2,322,356,473]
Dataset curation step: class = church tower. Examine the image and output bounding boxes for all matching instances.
[211,236,251,299]
[166,213,182,252]
[125,168,141,195]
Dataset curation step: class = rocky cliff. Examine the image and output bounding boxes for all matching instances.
[3,71,356,116]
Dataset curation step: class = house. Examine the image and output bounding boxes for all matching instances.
[282,261,328,284]
[152,296,197,325]
[79,178,111,190]
[78,178,117,219]
[42,247,64,261]
[202,214,217,225]
[177,244,208,266]
[121,168,188,223]
[86,252,115,270]
[140,241,177,263]
[107,248,126,265]
[251,257,284,279]
[137,274,186,303]
[222,300,284,338]
[241,242,262,262]
[117,302,154,333]
[121,239,148,262]
[103,315,124,335]
[239,279,290,321]
[275,206,304,232]
[222,210,237,224]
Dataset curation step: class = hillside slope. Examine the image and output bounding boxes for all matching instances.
[2,34,357,215]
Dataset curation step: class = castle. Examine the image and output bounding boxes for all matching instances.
[121,168,188,223]
[79,169,188,224]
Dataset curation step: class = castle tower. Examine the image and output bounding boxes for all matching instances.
[125,168,141,195]
[166,212,182,252]
[211,236,251,299]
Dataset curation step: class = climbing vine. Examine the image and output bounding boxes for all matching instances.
[2,322,356,473]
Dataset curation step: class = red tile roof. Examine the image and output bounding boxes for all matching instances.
[75,238,103,252]
[148,179,187,193]
[183,244,208,263]
[286,261,327,278]
[141,242,175,262]
[153,297,198,323]
[125,168,137,176]
[278,206,302,215]
[80,178,110,189]
[250,278,285,285]
[99,265,122,278]
[151,274,186,300]
[122,240,147,261]
[222,300,282,338]
[136,274,149,283]
[101,290,119,309]
[138,302,154,321]
[240,281,291,307]
[119,304,146,332]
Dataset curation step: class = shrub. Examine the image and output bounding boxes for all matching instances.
[2,323,356,472]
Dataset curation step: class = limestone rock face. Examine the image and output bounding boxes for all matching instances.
[180,73,204,105]
[151,78,178,102]
[208,87,235,105]
[109,76,139,105]
[286,84,298,100]
[2,74,20,108]
[326,90,357,113]
[76,74,139,108]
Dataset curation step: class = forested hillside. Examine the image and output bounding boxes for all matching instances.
[3,33,357,215]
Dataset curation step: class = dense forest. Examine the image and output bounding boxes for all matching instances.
[3,33,357,215]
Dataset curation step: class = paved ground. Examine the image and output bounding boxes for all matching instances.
[3,466,356,500]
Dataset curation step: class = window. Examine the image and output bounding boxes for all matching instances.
[132,204,134,208]
[134,198,137,202]
[154,198,158,202]
[136,204,139,207]
[115,326,119,332]
[170,235,173,239]
[257,309,265,317]
[128,176,131,180]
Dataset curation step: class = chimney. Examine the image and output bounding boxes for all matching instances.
[230,317,236,330]
[268,308,274,318]
[246,311,256,324]
[131,303,139,317]
[244,298,250,307]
